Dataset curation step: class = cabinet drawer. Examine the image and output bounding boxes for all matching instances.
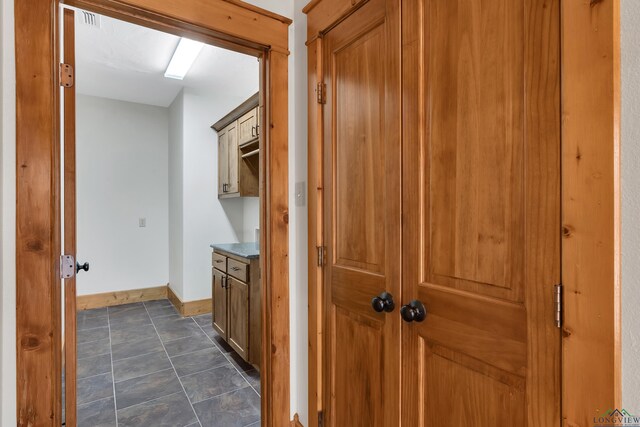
[212,252,227,272]
[227,258,249,282]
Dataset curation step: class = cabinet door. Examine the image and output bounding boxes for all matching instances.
[218,129,229,195]
[227,121,239,194]
[237,107,258,146]
[212,268,228,339]
[227,276,249,361]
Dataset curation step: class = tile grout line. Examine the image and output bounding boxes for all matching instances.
[143,302,204,427]
[106,306,120,427]
[194,321,259,396]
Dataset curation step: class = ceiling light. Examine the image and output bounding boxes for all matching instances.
[164,38,204,80]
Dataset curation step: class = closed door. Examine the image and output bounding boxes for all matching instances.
[401,0,561,425]
[227,121,239,194]
[238,107,258,145]
[322,0,401,425]
[218,128,229,194]
[212,268,228,339]
[227,276,249,360]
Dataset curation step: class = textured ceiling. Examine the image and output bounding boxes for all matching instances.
[73,9,260,107]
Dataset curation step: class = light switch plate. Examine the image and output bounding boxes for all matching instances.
[295,181,306,207]
[139,218,146,227]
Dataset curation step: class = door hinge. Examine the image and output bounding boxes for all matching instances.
[555,284,563,328]
[318,411,324,427]
[316,246,327,267]
[316,82,326,104]
[60,255,75,279]
[59,63,74,88]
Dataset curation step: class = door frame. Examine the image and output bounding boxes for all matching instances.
[304,0,621,426]
[14,0,291,425]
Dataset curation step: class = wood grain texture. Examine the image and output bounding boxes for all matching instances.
[290,413,304,427]
[561,0,621,423]
[304,0,370,42]
[261,50,291,427]
[227,276,249,360]
[166,285,212,317]
[307,37,323,427]
[78,285,168,310]
[63,8,77,427]
[17,1,284,425]
[15,0,61,424]
[322,0,402,426]
[212,269,228,339]
[401,0,561,425]
[64,0,290,54]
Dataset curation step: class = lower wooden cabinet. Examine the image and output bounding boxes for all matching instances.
[227,277,249,360]
[212,268,228,339]
[211,249,260,368]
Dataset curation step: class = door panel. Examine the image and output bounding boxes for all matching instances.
[323,0,401,425]
[212,269,228,339]
[227,121,239,194]
[402,0,561,424]
[227,276,249,361]
[218,129,228,194]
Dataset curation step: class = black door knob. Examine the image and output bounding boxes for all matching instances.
[371,292,395,313]
[76,262,90,273]
[400,300,427,322]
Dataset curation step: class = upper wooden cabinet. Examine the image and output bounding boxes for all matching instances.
[238,107,260,146]
[212,93,259,198]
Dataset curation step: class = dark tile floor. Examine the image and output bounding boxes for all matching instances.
[75,299,260,427]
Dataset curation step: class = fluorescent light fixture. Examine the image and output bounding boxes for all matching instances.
[164,38,204,80]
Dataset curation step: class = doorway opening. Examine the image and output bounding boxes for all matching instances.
[59,4,270,427]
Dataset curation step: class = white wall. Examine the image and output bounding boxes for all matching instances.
[168,86,259,302]
[621,0,640,410]
[1,0,16,424]
[169,91,185,298]
[75,95,170,295]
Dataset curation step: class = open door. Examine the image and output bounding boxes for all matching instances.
[62,7,77,426]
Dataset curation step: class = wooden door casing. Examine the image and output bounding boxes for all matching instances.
[322,0,401,425]
[401,0,562,425]
[63,8,77,427]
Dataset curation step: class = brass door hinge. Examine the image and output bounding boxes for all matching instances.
[59,63,74,88]
[316,82,326,104]
[317,246,327,267]
[555,284,563,328]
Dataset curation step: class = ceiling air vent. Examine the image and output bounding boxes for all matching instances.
[81,11,101,28]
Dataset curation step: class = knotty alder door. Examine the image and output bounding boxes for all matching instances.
[322,0,401,425]
[401,0,562,424]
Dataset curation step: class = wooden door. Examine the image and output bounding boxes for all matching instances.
[62,8,77,427]
[218,128,229,195]
[212,268,228,339]
[401,0,561,425]
[227,121,239,194]
[227,276,249,361]
[322,0,401,425]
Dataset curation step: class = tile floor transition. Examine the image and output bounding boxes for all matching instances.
[74,299,260,427]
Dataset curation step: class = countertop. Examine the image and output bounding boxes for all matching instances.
[210,242,260,259]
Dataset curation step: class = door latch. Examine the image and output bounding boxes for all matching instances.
[60,255,75,279]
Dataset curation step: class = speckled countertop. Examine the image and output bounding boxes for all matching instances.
[210,242,260,259]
